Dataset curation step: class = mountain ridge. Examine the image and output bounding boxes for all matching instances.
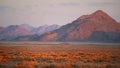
[38,10,120,42]
[0,10,120,42]
[0,24,60,40]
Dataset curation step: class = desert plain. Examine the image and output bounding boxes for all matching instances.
[0,42,120,68]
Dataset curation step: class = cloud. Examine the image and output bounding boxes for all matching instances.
[87,0,120,7]
[0,6,13,12]
[49,2,81,7]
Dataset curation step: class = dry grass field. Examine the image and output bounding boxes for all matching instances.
[0,42,120,68]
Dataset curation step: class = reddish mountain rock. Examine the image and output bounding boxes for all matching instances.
[38,10,120,42]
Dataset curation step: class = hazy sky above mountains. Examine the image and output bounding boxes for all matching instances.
[0,0,120,27]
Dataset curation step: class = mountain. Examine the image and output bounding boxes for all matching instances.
[0,10,120,42]
[38,10,120,42]
[14,35,39,41]
[11,25,60,41]
[19,24,60,35]
[19,24,35,32]
[0,24,60,41]
[0,27,4,32]
[36,24,60,35]
[0,25,33,40]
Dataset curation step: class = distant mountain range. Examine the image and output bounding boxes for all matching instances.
[0,10,120,42]
[0,24,60,41]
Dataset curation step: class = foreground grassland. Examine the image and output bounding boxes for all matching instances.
[0,43,120,68]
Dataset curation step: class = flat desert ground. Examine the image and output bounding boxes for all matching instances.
[0,42,120,68]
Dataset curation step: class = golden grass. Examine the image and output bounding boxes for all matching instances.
[0,44,120,68]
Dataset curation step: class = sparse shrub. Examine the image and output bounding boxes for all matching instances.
[54,57,67,63]
[15,61,35,68]
[0,64,7,68]
[72,63,79,68]
[43,64,56,68]
[82,64,91,68]
[106,64,119,68]
[78,52,84,56]
[0,56,3,62]
[93,59,103,63]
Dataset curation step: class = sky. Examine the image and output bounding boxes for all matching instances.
[0,0,120,27]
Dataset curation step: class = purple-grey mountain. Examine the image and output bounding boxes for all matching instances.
[0,24,60,41]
